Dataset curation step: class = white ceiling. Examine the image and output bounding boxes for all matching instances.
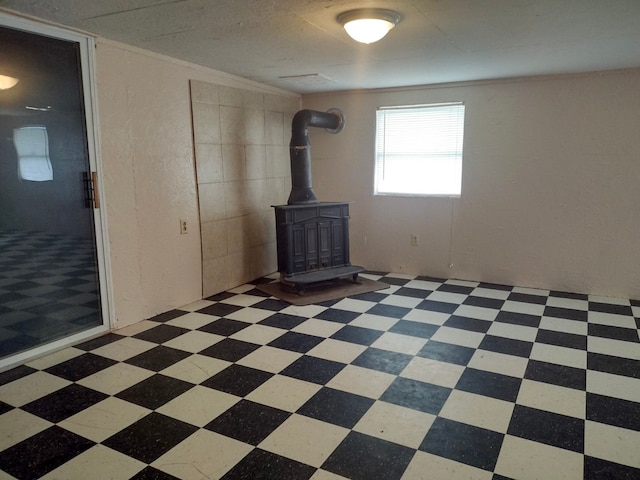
[2,0,640,93]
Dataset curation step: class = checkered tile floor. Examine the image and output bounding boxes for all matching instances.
[0,230,101,359]
[1,272,639,479]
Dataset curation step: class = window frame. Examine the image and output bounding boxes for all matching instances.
[374,102,465,198]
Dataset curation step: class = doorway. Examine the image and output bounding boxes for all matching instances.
[0,15,110,369]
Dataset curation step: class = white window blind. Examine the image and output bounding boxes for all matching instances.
[375,102,465,196]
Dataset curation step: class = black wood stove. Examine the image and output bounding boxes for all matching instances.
[273,109,363,294]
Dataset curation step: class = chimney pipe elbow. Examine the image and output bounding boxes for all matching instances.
[290,109,344,147]
[287,108,345,205]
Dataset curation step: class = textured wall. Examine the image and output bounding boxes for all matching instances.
[303,70,640,300]
[96,40,299,328]
[190,81,298,296]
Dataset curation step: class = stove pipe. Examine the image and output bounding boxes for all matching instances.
[287,108,344,205]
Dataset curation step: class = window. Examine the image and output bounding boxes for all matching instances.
[375,102,465,196]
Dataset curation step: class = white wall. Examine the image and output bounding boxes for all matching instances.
[96,40,299,328]
[303,70,640,299]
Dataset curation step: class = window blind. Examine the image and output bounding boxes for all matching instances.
[375,102,465,196]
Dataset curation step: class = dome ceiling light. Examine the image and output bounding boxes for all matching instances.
[0,74,19,90]
[337,8,402,44]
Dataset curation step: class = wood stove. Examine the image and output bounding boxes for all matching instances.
[274,109,363,293]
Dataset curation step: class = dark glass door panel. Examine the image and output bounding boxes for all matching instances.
[0,24,103,360]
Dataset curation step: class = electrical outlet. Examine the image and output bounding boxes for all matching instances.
[180,218,188,235]
[411,233,419,246]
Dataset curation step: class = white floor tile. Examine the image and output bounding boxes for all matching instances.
[494,435,584,480]
[516,379,586,419]
[152,429,253,479]
[354,401,435,449]
[260,414,349,468]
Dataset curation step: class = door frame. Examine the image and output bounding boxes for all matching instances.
[0,12,113,371]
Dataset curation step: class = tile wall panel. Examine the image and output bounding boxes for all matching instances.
[191,80,298,296]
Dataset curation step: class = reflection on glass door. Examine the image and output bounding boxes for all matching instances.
[0,17,108,366]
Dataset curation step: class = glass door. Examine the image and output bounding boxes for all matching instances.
[0,16,109,368]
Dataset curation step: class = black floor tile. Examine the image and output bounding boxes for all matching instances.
[389,319,440,338]
[494,310,541,328]
[147,309,188,323]
[507,405,584,453]
[74,332,123,351]
[0,400,12,415]
[455,368,522,402]
[0,426,95,480]
[240,287,271,297]
[201,364,272,397]
[267,332,324,353]
[251,298,290,312]
[543,306,587,322]
[330,325,384,346]
[524,360,586,390]
[259,313,307,330]
[463,295,505,310]
[281,356,345,385]
[314,308,361,324]
[550,291,588,301]
[103,412,198,464]
[419,416,504,471]
[536,329,587,350]
[415,299,458,314]
[221,448,316,480]
[44,352,117,381]
[417,340,475,366]
[380,277,411,286]
[443,315,492,333]
[22,383,107,423]
[394,287,431,299]
[116,374,194,409]
[131,466,182,480]
[4,280,39,291]
[587,352,640,379]
[437,283,474,294]
[586,393,640,431]
[133,324,189,344]
[316,298,341,307]
[366,303,411,319]
[351,347,413,375]
[417,275,447,283]
[0,364,37,386]
[588,302,633,316]
[478,335,533,358]
[348,291,389,302]
[205,399,291,445]
[584,455,640,480]
[125,345,192,371]
[297,387,374,428]
[199,338,261,361]
[204,291,236,302]
[197,303,244,317]
[380,377,451,414]
[588,323,639,342]
[507,292,547,304]
[198,318,251,336]
[322,431,415,480]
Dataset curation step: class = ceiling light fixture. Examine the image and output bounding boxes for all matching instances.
[0,74,19,90]
[337,8,401,44]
